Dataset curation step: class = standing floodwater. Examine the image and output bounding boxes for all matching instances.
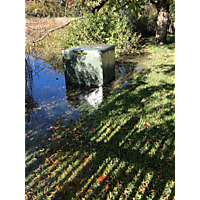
[25,54,81,148]
[25,52,147,149]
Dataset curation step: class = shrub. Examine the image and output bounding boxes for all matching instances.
[59,10,142,58]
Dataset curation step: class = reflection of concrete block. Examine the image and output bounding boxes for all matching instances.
[83,87,103,108]
[62,45,115,87]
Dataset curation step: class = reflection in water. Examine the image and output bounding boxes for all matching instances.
[25,52,147,148]
[80,87,103,109]
[25,54,81,147]
[65,84,103,110]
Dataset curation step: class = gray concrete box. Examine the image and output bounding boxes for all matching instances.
[62,44,115,87]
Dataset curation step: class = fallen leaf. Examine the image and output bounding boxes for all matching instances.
[105,184,109,189]
[98,175,107,184]
[49,153,57,159]
[86,189,91,194]
[52,160,58,165]
[85,157,90,163]
[125,168,131,173]
[46,158,50,164]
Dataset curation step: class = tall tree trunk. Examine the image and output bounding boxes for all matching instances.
[150,0,170,45]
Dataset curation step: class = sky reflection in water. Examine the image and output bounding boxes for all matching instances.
[25,54,143,147]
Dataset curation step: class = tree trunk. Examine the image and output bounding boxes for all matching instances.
[150,0,170,45]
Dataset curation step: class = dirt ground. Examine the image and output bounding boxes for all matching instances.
[25,17,74,33]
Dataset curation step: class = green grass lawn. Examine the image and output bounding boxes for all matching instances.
[25,35,175,200]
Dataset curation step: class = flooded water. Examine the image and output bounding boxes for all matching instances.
[25,52,147,148]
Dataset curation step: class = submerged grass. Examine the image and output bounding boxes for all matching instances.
[25,34,175,200]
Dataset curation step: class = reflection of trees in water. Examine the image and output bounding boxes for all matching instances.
[25,56,38,126]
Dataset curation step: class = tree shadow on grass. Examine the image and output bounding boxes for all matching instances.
[25,62,175,199]
[57,68,173,199]
[142,35,175,50]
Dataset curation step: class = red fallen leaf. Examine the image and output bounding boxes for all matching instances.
[105,184,109,189]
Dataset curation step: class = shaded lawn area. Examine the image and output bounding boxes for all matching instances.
[25,36,175,200]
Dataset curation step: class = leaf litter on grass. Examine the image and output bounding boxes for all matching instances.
[25,36,175,200]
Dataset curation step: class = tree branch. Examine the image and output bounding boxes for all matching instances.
[26,16,84,46]
[26,0,110,47]
[91,0,109,14]
[25,25,36,30]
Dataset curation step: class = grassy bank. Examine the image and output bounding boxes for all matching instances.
[25,35,175,200]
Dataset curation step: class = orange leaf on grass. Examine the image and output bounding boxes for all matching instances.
[52,160,58,165]
[85,157,90,163]
[105,184,109,189]
[98,175,107,184]
[86,189,91,194]
[49,153,57,159]
[125,168,131,173]
[46,158,50,164]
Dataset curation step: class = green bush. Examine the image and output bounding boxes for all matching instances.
[60,10,142,58]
